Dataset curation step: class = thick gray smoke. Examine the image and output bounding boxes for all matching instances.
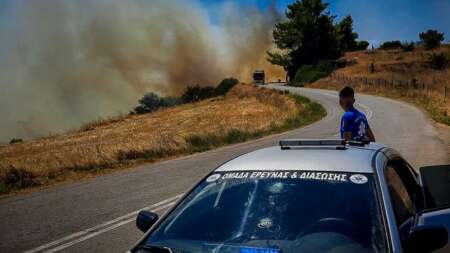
[0,0,283,142]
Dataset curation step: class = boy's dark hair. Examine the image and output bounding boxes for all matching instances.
[339,86,355,98]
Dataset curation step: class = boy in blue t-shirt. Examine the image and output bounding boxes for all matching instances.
[339,86,376,142]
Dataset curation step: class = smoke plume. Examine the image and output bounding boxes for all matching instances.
[0,0,284,142]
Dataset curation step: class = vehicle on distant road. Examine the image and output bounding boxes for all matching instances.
[253,70,265,85]
[129,139,450,253]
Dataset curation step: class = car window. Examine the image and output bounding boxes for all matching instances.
[385,165,415,226]
[144,171,387,253]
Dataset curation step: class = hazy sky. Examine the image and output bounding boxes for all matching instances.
[2,0,448,46]
[203,0,450,46]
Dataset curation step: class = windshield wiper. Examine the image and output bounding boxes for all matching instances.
[138,244,178,253]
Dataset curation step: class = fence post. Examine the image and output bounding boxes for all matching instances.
[407,80,410,96]
[445,85,448,102]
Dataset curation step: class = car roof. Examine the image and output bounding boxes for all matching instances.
[215,143,387,174]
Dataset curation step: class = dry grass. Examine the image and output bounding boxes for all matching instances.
[0,84,315,194]
[310,45,450,125]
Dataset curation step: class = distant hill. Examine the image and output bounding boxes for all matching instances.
[311,45,450,125]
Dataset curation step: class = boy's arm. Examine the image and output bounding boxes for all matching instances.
[367,127,376,142]
[365,116,375,142]
[341,113,353,141]
[343,131,353,141]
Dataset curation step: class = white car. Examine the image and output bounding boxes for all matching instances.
[129,140,450,253]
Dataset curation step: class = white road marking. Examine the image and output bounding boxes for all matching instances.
[45,202,176,253]
[356,102,373,120]
[24,194,183,253]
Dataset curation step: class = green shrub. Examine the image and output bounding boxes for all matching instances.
[401,41,415,52]
[0,168,39,194]
[420,29,445,50]
[292,61,334,86]
[9,138,23,144]
[181,85,216,103]
[132,77,239,114]
[356,40,369,50]
[117,149,178,162]
[185,134,222,152]
[132,92,181,114]
[379,40,402,50]
[215,78,239,96]
[428,52,449,70]
[224,129,253,144]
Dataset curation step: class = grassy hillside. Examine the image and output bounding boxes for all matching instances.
[0,84,325,195]
[309,45,450,125]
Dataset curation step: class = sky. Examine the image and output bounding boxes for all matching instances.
[1,0,448,46]
[202,0,450,46]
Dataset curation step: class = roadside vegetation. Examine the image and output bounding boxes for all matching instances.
[0,84,325,195]
[267,0,368,86]
[185,94,325,152]
[267,0,448,126]
[292,61,335,86]
[310,45,450,126]
[131,78,239,115]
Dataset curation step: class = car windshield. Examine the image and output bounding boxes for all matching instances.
[144,170,387,253]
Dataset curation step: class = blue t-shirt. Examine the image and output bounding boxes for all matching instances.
[340,107,370,141]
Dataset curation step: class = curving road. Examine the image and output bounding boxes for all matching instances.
[0,87,448,253]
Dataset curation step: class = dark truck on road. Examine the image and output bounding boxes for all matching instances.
[253,70,265,85]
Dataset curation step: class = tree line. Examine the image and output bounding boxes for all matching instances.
[268,0,447,84]
[131,78,239,115]
[267,0,367,82]
[379,30,445,51]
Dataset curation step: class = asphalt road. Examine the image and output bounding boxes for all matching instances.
[0,87,448,253]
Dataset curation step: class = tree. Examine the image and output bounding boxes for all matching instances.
[181,85,216,103]
[420,29,445,50]
[266,51,291,81]
[134,93,161,114]
[428,52,449,70]
[401,41,415,52]
[9,138,23,144]
[215,78,239,96]
[356,40,369,50]
[379,40,402,50]
[336,15,358,52]
[132,92,180,114]
[268,0,341,80]
[293,60,334,86]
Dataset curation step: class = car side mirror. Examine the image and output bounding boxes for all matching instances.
[136,211,158,233]
[403,225,448,253]
[419,165,450,209]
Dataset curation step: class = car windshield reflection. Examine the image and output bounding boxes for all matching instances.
[145,171,387,253]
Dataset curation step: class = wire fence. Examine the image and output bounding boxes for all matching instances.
[327,73,449,101]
